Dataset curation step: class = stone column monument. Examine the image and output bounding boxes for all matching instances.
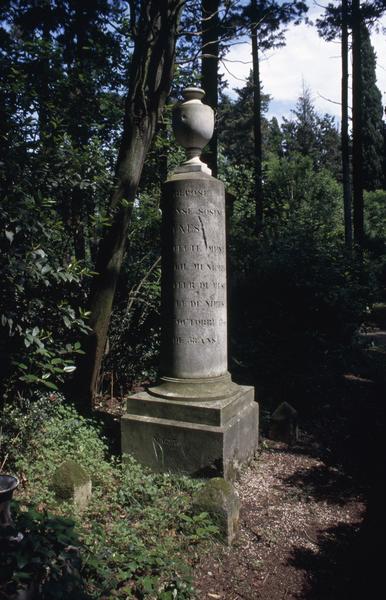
[121,87,259,479]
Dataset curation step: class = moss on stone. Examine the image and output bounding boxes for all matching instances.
[194,477,232,507]
[52,460,90,500]
[193,477,240,545]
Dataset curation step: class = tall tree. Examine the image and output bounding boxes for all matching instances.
[352,0,364,247]
[201,0,219,176]
[361,24,384,191]
[240,0,308,234]
[341,0,353,246]
[73,0,183,406]
[218,72,270,166]
[317,0,386,247]
[281,85,341,175]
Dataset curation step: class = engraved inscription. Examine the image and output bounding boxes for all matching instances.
[173,336,217,344]
[175,300,201,307]
[205,300,224,308]
[175,223,200,234]
[173,244,200,252]
[173,281,195,289]
[198,207,221,216]
[153,436,180,449]
[176,318,215,326]
[174,188,208,197]
[208,245,224,253]
[164,180,228,375]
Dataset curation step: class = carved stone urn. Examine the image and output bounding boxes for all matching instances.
[0,474,22,542]
[172,87,214,174]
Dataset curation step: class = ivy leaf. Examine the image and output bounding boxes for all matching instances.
[5,230,14,244]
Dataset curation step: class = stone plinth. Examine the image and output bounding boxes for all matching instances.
[121,386,258,479]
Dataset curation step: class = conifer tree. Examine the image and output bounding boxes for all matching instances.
[360,25,384,190]
[245,0,308,234]
[281,85,341,175]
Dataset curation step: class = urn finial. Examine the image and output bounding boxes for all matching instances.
[172,86,214,175]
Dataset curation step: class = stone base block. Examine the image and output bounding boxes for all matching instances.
[121,385,259,479]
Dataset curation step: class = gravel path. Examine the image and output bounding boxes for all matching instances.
[193,438,365,600]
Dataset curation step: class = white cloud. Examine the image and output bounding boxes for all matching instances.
[220,6,386,123]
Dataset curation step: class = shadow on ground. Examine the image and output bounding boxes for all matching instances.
[287,489,385,600]
[283,369,386,600]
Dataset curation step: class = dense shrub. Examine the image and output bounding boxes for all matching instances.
[229,230,372,410]
[0,394,215,599]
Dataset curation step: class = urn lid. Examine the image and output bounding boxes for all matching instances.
[180,87,205,102]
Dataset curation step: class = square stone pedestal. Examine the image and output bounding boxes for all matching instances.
[121,386,259,479]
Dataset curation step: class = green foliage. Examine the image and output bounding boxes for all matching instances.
[262,153,344,237]
[219,75,271,167]
[281,86,341,177]
[0,506,86,600]
[229,229,372,409]
[0,1,126,399]
[102,190,162,393]
[0,188,93,398]
[361,26,384,191]
[0,392,62,473]
[365,189,386,240]
[226,154,373,409]
[0,395,216,598]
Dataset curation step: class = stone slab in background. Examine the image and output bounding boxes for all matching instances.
[121,386,258,480]
[269,401,298,445]
[193,477,240,545]
[51,460,91,510]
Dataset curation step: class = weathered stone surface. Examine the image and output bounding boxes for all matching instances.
[269,401,298,445]
[156,172,228,384]
[121,386,259,480]
[121,86,259,476]
[172,87,214,175]
[51,460,91,510]
[193,477,240,545]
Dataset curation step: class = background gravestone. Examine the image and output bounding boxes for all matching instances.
[121,87,259,479]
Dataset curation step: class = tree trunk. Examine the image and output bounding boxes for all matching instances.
[352,0,364,248]
[342,0,353,248]
[201,0,219,176]
[251,0,263,235]
[72,1,183,408]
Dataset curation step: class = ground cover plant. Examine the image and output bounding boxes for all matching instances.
[0,394,217,599]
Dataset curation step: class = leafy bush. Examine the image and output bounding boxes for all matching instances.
[0,507,86,600]
[262,153,343,239]
[1,395,215,598]
[0,392,62,473]
[0,184,92,401]
[364,189,386,241]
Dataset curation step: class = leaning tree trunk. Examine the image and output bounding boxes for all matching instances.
[341,0,353,249]
[251,0,263,235]
[73,1,183,408]
[352,0,364,248]
[201,0,219,177]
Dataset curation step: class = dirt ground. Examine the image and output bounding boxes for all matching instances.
[193,435,377,600]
